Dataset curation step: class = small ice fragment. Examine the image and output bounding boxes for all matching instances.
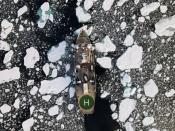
[17,5,28,17]
[142,116,154,126]
[0,104,11,114]
[102,0,115,11]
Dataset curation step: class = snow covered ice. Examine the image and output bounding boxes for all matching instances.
[39,76,71,94]
[0,104,11,114]
[155,15,175,36]
[22,117,34,131]
[48,105,59,116]
[144,79,158,98]
[0,40,10,51]
[102,0,115,11]
[142,116,154,126]
[95,35,116,53]
[24,47,40,68]
[47,41,67,62]
[116,45,143,70]
[97,57,112,69]
[37,2,53,28]
[17,5,28,17]
[1,19,13,39]
[76,6,91,23]
[119,98,137,122]
[0,67,20,84]
[140,2,160,16]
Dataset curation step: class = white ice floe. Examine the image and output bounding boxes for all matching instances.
[150,31,157,39]
[30,86,38,95]
[111,112,118,120]
[125,122,134,131]
[84,0,93,11]
[0,104,11,114]
[0,67,20,84]
[22,117,34,131]
[74,25,93,36]
[42,95,51,102]
[76,6,91,23]
[19,24,24,31]
[37,2,53,28]
[138,17,145,23]
[144,79,158,98]
[24,47,40,68]
[51,69,57,78]
[134,0,140,5]
[155,15,175,36]
[97,57,112,69]
[100,91,110,98]
[69,87,75,98]
[13,98,20,109]
[27,80,34,86]
[110,103,116,112]
[14,0,18,3]
[120,22,127,30]
[119,98,137,122]
[124,35,134,47]
[68,104,74,111]
[165,89,175,97]
[120,72,132,87]
[149,128,160,131]
[123,87,136,98]
[0,40,10,51]
[117,0,129,7]
[56,112,64,121]
[1,19,13,39]
[116,45,143,70]
[140,2,160,16]
[3,50,14,64]
[47,41,67,62]
[48,105,59,116]
[160,5,167,13]
[56,96,64,105]
[95,35,116,53]
[43,63,50,76]
[142,116,154,126]
[153,64,162,74]
[102,0,115,11]
[17,5,28,17]
[30,106,35,115]
[39,76,71,94]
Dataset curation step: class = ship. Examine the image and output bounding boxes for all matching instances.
[75,30,96,114]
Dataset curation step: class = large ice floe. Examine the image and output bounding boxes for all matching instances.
[1,19,13,39]
[0,67,20,84]
[116,45,143,70]
[24,47,40,68]
[119,98,137,122]
[39,76,71,95]
[144,79,158,98]
[37,2,53,28]
[47,41,67,62]
[155,15,175,36]
[76,6,91,23]
[140,2,160,16]
[95,35,116,53]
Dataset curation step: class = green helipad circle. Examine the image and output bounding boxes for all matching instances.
[79,95,95,110]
